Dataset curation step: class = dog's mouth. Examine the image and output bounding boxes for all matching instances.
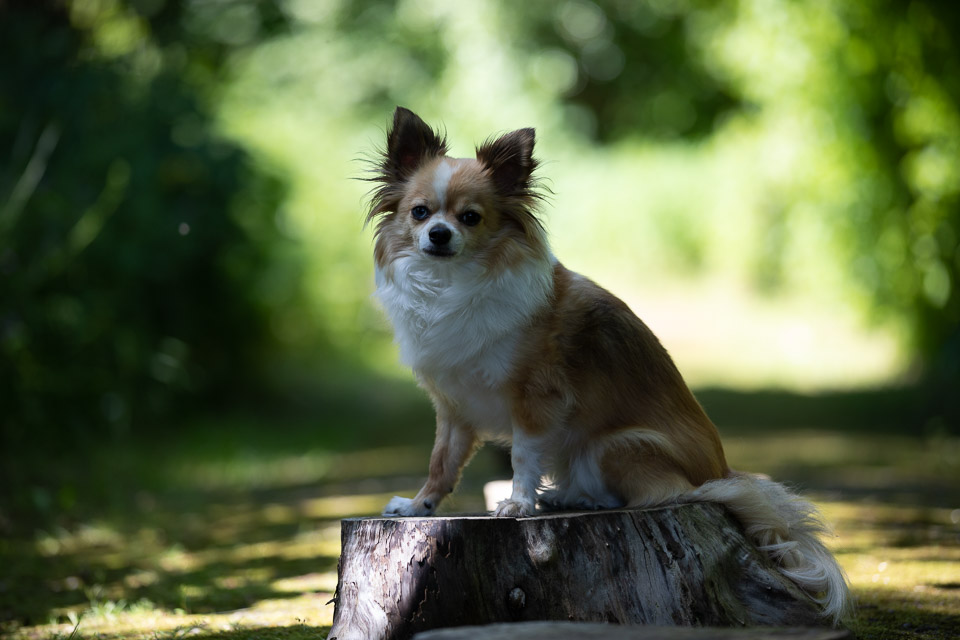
[423,247,457,258]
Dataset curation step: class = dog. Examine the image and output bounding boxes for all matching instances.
[365,106,849,622]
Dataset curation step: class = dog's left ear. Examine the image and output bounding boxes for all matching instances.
[476,128,537,195]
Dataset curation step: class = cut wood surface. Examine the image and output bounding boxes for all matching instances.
[412,622,853,640]
[327,503,826,640]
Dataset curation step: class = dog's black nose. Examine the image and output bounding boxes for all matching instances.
[429,225,452,245]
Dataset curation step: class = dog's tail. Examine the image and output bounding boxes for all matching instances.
[684,471,850,625]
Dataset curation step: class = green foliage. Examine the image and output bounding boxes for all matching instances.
[711,0,960,415]
[509,0,742,141]
[0,3,295,462]
[220,0,959,405]
[532,0,960,375]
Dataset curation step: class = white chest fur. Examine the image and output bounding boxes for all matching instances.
[375,254,554,435]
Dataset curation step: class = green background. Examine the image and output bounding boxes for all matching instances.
[2,1,959,638]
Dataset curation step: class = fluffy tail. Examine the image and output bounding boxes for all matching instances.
[684,472,851,625]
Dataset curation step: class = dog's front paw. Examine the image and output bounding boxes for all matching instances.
[382,496,434,517]
[493,498,535,518]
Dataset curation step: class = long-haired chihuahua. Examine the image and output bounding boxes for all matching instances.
[365,107,849,623]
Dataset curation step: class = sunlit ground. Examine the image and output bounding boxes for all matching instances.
[3,383,959,640]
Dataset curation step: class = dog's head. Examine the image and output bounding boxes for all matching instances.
[366,107,548,269]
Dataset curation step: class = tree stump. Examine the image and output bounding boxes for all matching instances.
[327,503,825,640]
[411,622,853,640]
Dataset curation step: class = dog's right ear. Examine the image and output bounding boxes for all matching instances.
[385,107,448,180]
[366,108,448,224]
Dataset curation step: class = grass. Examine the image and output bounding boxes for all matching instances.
[1,380,958,639]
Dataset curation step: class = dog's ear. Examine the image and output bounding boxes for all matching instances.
[365,108,447,223]
[475,128,546,237]
[476,128,537,195]
[385,107,448,180]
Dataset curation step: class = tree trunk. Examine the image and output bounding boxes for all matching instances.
[327,503,825,640]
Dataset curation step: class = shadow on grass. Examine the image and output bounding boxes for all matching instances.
[0,373,440,629]
[2,378,957,634]
[851,589,960,640]
[51,623,332,640]
[1,509,343,626]
[697,386,944,435]
[187,626,331,640]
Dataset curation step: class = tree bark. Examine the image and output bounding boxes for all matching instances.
[327,503,825,640]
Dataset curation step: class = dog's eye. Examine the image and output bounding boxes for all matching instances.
[460,210,481,227]
[411,205,430,221]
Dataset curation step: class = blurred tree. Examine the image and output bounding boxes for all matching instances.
[0,0,296,482]
[697,0,960,423]
[835,0,960,423]
[514,0,959,421]
[511,0,742,141]
[222,0,959,422]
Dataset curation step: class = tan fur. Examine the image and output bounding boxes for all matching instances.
[369,107,849,624]
[508,263,729,503]
[414,408,481,512]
